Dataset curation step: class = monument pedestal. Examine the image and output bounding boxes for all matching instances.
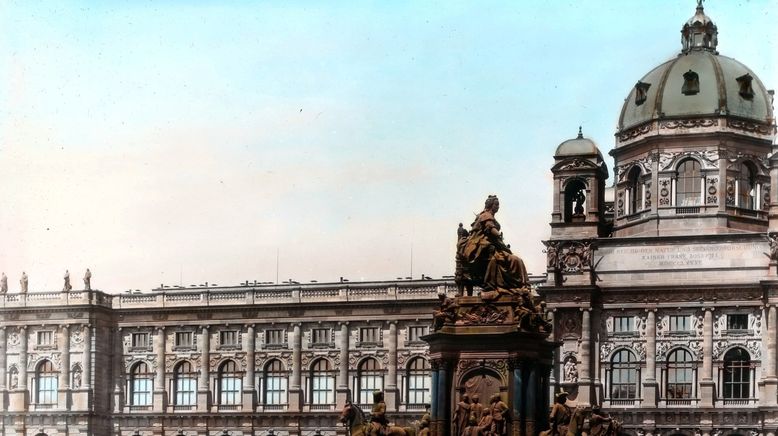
[424,295,558,436]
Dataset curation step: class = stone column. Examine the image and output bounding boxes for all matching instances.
[58,325,70,410]
[385,321,399,410]
[650,152,660,214]
[761,305,778,406]
[336,322,350,408]
[643,309,658,406]
[578,308,593,405]
[289,323,303,412]
[153,326,167,412]
[700,308,715,407]
[718,151,728,214]
[9,327,28,411]
[511,363,523,436]
[112,327,123,413]
[197,325,210,411]
[525,365,538,436]
[243,324,256,410]
[0,327,6,410]
[436,363,450,436]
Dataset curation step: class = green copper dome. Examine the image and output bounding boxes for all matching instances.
[617,3,774,133]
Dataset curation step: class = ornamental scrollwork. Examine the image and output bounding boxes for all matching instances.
[617,123,652,142]
[550,240,593,273]
[600,342,615,360]
[660,118,716,130]
[727,119,773,135]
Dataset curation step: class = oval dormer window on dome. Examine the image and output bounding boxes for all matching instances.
[674,159,703,209]
[564,179,587,223]
[634,81,651,106]
[736,74,754,100]
[682,70,700,96]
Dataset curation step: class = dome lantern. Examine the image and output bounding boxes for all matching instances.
[681,0,718,53]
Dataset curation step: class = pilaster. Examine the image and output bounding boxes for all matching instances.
[0,326,6,410]
[336,321,350,408]
[9,326,28,412]
[58,324,71,410]
[577,308,593,405]
[761,305,778,406]
[385,321,399,411]
[242,324,256,411]
[153,326,167,412]
[197,325,210,412]
[642,309,658,407]
[700,308,715,407]
[288,323,303,412]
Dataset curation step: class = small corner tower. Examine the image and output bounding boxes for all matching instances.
[550,127,610,240]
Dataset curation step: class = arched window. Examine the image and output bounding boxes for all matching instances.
[309,358,334,405]
[406,357,431,406]
[627,167,643,214]
[666,349,694,399]
[357,358,383,405]
[736,162,757,209]
[610,349,639,400]
[218,360,242,405]
[129,362,153,406]
[723,348,751,400]
[173,361,197,406]
[263,359,287,406]
[675,159,702,206]
[564,179,587,222]
[35,360,58,404]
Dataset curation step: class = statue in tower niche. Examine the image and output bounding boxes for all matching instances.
[572,188,586,216]
[456,195,529,296]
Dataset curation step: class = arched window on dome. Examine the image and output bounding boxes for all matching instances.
[626,167,644,215]
[722,347,752,401]
[664,348,695,401]
[735,162,758,210]
[563,179,587,223]
[674,159,703,207]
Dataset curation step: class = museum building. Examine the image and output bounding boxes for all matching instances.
[1,2,777,436]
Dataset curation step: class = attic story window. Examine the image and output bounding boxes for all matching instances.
[634,81,651,105]
[736,73,754,100]
[682,70,700,95]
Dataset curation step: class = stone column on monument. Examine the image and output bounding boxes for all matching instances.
[511,362,523,436]
[577,308,593,404]
[385,321,399,410]
[336,322,350,408]
[525,365,538,436]
[700,308,715,407]
[289,323,303,412]
[435,362,450,436]
[153,326,167,411]
[643,309,658,406]
[243,324,256,410]
[761,305,778,406]
[0,327,6,410]
[58,325,71,410]
[197,325,210,411]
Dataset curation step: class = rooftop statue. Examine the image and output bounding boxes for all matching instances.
[0,272,7,294]
[63,269,72,292]
[20,271,28,294]
[456,195,530,298]
[83,268,92,291]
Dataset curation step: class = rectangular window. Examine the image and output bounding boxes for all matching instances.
[175,378,196,406]
[131,333,149,349]
[131,378,153,406]
[359,327,379,344]
[37,331,53,346]
[265,329,285,346]
[219,377,241,405]
[669,315,691,332]
[311,374,334,404]
[408,326,427,342]
[264,375,288,405]
[220,330,238,347]
[175,332,194,348]
[613,317,634,334]
[727,314,748,331]
[407,373,431,405]
[358,374,383,405]
[37,376,58,404]
[311,328,330,345]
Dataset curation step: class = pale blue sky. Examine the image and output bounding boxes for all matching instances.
[1,1,776,292]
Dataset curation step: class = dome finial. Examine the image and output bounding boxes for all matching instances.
[577,126,583,139]
[682,0,717,53]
